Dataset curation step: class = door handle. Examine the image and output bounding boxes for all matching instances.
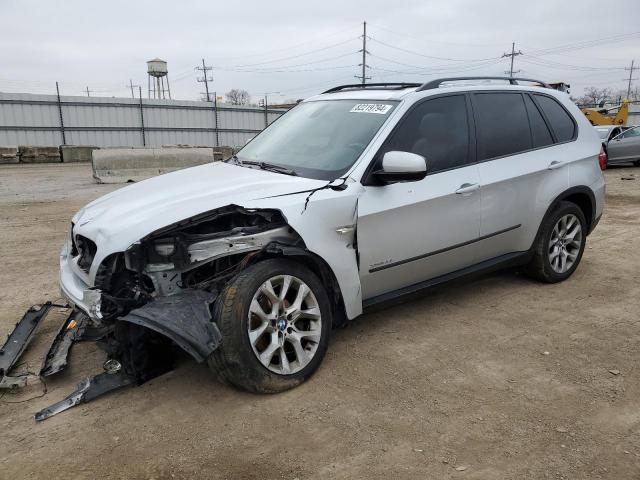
[455,183,480,195]
[547,160,565,170]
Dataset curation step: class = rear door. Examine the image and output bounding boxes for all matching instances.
[472,91,572,260]
[607,126,640,162]
[357,94,481,300]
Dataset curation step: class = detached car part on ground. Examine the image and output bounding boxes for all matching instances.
[7,77,605,420]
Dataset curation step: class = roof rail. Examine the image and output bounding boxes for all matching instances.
[323,83,422,94]
[417,76,551,91]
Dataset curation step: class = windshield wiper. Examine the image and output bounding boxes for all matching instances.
[241,160,298,176]
[225,154,243,165]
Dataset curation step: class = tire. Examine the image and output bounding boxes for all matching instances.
[208,258,332,393]
[633,160,640,167]
[524,201,587,283]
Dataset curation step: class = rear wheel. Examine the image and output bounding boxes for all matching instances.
[524,201,587,283]
[208,259,331,393]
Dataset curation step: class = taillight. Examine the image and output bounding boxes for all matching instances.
[598,145,607,171]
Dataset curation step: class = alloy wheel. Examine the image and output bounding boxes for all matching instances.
[247,275,322,375]
[548,213,582,274]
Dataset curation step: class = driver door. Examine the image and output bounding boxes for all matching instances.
[607,126,640,162]
[356,94,481,300]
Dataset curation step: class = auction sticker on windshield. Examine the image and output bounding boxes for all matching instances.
[349,104,393,114]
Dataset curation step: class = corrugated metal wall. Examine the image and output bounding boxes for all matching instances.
[0,92,286,148]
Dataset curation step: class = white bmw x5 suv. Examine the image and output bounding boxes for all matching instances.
[60,77,605,393]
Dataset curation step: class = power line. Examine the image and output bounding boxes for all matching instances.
[366,23,504,48]
[370,59,503,76]
[221,65,358,75]
[368,36,499,62]
[196,58,213,101]
[220,52,357,73]
[262,74,357,96]
[369,52,502,73]
[527,31,640,56]
[228,37,359,68]
[523,55,625,71]
[213,25,360,62]
[502,42,523,78]
[355,21,371,84]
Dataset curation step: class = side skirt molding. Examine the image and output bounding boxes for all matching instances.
[363,251,531,310]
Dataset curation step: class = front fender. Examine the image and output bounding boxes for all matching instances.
[245,183,364,320]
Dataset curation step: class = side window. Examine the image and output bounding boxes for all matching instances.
[621,127,640,138]
[533,95,576,142]
[474,93,532,160]
[382,95,469,174]
[523,95,553,148]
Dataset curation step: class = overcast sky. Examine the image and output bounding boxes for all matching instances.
[1,0,639,102]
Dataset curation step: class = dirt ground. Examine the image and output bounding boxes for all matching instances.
[0,162,639,479]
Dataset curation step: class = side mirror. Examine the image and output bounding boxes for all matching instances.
[373,151,427,184]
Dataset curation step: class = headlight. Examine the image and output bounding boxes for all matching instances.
[154,241,176,257]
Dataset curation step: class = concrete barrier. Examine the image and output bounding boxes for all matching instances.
[19,146,61,163]
[61,145,99,163]
[212,146,234,162]
[161,145,234,162]
[0,146,19,164]
[92,147,221,183]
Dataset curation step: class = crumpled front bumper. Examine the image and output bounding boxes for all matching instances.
[59,241,102,320]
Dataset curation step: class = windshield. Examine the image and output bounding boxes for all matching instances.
[595,128,610,139]
[236,99,398,180]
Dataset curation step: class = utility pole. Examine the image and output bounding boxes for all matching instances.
[355,21,370,85]
[138,86,146,147]
[502,42,523,78]
[85,86,91,97]
[196,58,213,102]
[55,82,66,145]
[625,60,638,99]
[128,79,140,99]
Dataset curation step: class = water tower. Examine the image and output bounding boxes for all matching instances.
[147,58,171,99]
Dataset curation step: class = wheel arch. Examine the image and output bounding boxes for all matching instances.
[545,186,596,235]
[248,242,349,328]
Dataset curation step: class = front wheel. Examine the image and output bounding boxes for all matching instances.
[524,201,587,283]
[208,258,332,393]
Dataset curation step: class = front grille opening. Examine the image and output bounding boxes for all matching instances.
[70,222,78,256]
[76,235,97,273]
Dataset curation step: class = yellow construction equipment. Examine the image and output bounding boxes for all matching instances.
[580,99,629,126]
[546,81,629,126]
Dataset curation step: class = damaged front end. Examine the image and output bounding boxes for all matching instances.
[101,205,298,357]
[17,205,301,420]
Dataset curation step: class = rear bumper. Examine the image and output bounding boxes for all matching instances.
[589,213,602,235]
[589,175,605,235]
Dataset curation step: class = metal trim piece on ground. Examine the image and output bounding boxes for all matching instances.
[0,303,56,388]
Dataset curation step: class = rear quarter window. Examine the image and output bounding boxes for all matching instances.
[523,94,554,148]
[533,94,576,142]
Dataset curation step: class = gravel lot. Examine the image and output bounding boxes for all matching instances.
[1,163,639,479]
